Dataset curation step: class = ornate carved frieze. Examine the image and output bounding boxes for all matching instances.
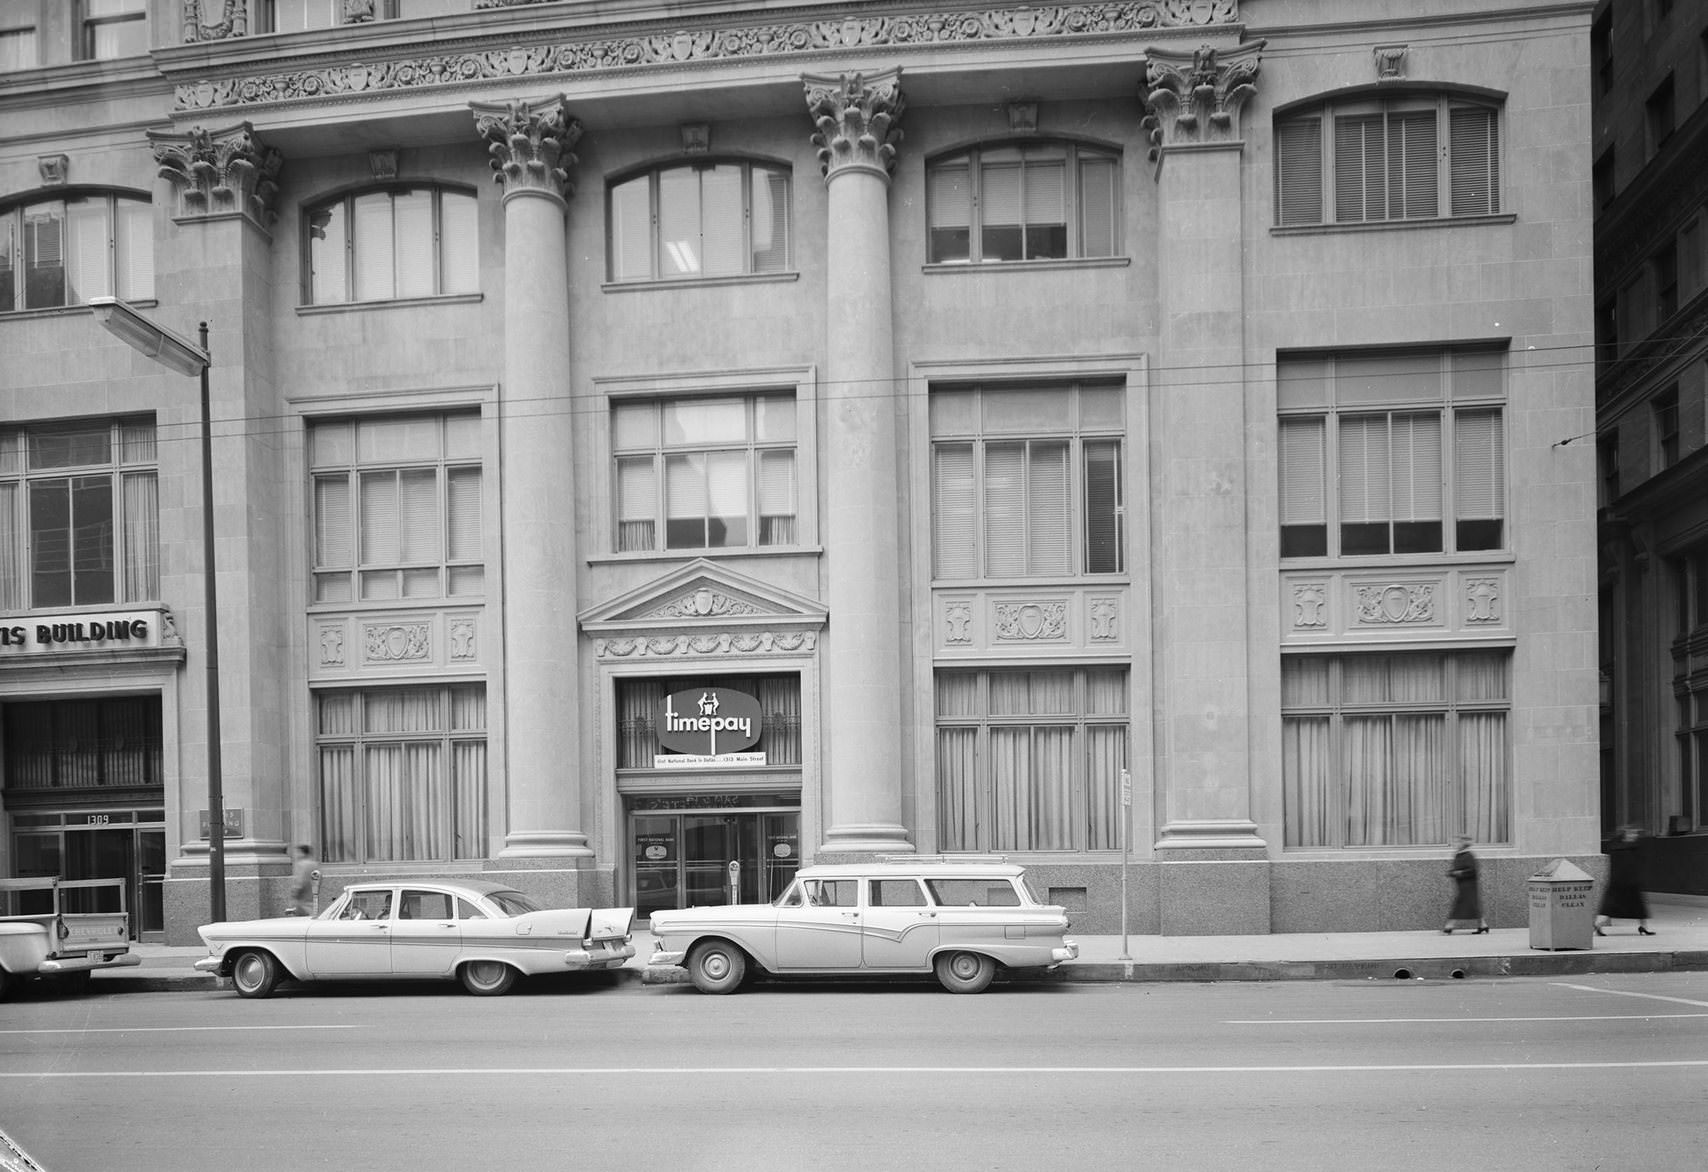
[181,0,248,43]
[644,587,764,620]
[804,69,905,180]
[471,95,581,201]
[1140,40,1264,157]
[148,122,283,227]
[1354,583,1436,626]
[174,3,1241,111]
[994,601,1069,641]
[595,631,818,659]
[363,622,432,663]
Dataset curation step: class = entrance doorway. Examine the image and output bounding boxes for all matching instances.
[629,804,799,920]
[9,811,166,939]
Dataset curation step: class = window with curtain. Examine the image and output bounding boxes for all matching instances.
[2,695,163,791]
[0,22,37,72]
[615,674,802,768]
[612,394,795,553]
[264,1,405,32]
[1278,349,1505,559]
[931,381,1124,579]
[310,412,482,603]
[80,0,146,60]
[0,417,157,609]
[1282,652,1509,848]
[0,192,152,312]
[936,668,1127,852]
[316,685,487,863]
[607,159,792,282]
[927,140,1120,264]
[1274,92,1501,226]
[304,185,478,305]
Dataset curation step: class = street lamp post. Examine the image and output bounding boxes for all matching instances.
[89,296,226,924]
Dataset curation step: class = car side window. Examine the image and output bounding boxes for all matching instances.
[870,879,928,907]
[400,890,452,920]
[805,879,858,907]
[925,878,1021,907]
[455,897,486,919]
[341,890,393,920]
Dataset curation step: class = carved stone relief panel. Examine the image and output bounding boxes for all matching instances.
[309,611,485,679]
[934,587,1128,653]
[1353,582,1438,627]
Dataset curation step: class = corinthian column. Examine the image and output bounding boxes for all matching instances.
[801,70,913,856]
[471,95,590,859]
[1142,41,1268,931]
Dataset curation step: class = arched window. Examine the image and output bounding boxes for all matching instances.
[607,159,792,283]
[926,140,1120,265]
[1274,90,1502,227]
[303,185,479,305]
[0,191,151,312]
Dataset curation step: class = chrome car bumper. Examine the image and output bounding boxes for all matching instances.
[649,947,687,968]
[564,941,637,970]
[193,955,223,974]
[1051,939,1080,963]
[37,952,142,974]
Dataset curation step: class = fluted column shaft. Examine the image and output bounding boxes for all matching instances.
[804,71,912,854]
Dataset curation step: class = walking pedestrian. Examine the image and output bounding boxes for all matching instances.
[1442,834,1488,934]
[1595,825,1654,936]
[287,843,317,917]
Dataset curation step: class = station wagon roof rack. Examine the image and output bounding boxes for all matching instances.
[873,854,1010,864]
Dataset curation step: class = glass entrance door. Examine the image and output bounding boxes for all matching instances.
[628,807,799,920]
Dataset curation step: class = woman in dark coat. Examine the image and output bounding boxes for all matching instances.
[1596,825,1654,935]
[1442,835,1488,934]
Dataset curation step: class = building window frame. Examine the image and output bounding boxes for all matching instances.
[308,411,484,604]
[0,416,158,610]
[935,666,1128,853]
[0,190,153,314]
[315,684,487,864]
[0,18,36,72]
[925,139,1122,265]
[594,366,820,559]
[1274,89,1503,228]
[302,183,479,307]
[1277,348,1508,560]
[1670,545,1708,831]
[79,0,146,61]
[1282,650,1511,848]
[605,157,793,284]
[1654,386,1680,471]
[1645,74,1676,158]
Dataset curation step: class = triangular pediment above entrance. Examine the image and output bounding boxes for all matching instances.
[578,559,827,635]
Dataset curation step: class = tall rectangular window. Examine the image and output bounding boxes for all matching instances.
[1671,545,1708,830]
[607,161,791,282]
[1278,350,1505,558]
[1282,652,1510,847]
[1646,75,1676,157]
[0,418,157,609]
[304,186,477,305]
[1275,94,1500,226]
[81,0,146,60]
[310,413,483,603]
[612,394,795,553]
[1655,386,1680,470]
[936,668,1127,852]
[931,382,1124,579]
[3,696,163,791]
[317,685,486,863]
[0,22,35,72]
[926,141,1120,264]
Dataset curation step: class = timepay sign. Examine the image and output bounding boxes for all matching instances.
[656,688,764,757]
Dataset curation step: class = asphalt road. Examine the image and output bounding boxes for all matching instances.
[2,972,1704,1171]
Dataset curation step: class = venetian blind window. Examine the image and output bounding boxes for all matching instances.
[1275,94,1501,226]
[305,186,478,305]
[1282,652,1510,848]
[608,161,791,282]
[317,686,487,864]
[932,382,1124,579]
[310,413,483,603]
[928,141,1120,264]
[936,668,1127,852]
[81,0,145,60]
[1277,350,1505,559]
[0,417,158,610]
[0,22,35,71]
[612,394,796,552]
[0,194,153,312]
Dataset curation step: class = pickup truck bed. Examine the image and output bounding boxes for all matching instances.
[0,877,139,999]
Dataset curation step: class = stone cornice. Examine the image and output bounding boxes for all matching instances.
[147,121,284,227]
[171,1,1241,113]
[804,68,905,179]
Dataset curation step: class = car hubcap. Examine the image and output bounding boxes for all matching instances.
[470,962,501,986]
[701,952,730,981]
[950,955,978,979]
[235,957,259,988]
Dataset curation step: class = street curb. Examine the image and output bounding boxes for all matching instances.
[84,949,1708,994]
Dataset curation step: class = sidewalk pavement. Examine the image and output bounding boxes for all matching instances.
[85,897,1708,994]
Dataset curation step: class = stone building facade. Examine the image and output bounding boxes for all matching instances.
[1592,0,1708,895]
[0,0,1599,944]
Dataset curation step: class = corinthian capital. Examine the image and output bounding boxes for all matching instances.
[1141,41,1265,157]
[803,69,905,181]
[148,122,282,227]
[471,95,582,202]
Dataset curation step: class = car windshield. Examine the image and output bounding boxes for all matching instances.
[773,880,804,908]
[485,890,542,917]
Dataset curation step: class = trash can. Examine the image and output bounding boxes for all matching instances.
[1527,858,1596,950]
